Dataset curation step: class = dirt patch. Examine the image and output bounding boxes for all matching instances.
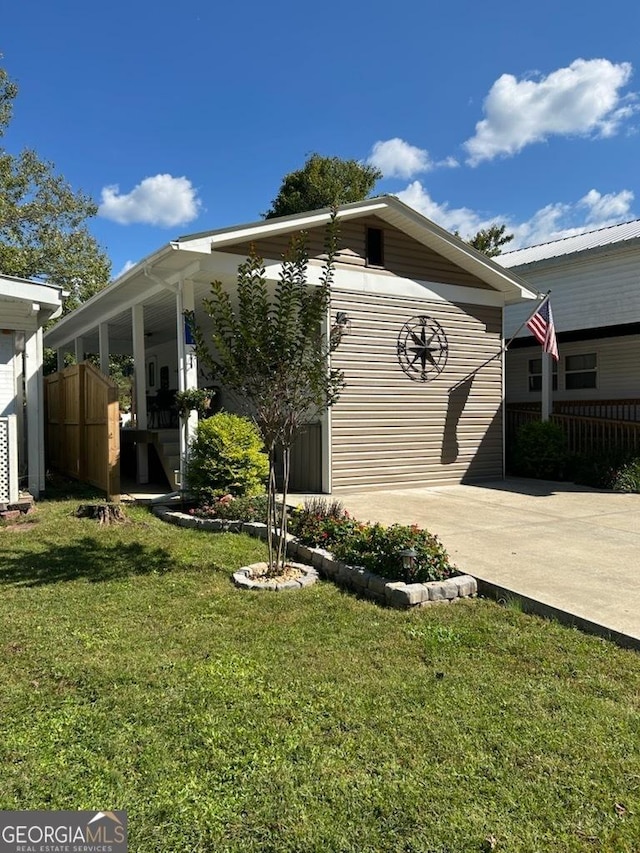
[244,561,304,584]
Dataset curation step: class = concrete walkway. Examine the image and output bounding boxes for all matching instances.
[314,479,640,648]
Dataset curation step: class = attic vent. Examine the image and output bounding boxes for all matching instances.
[366,227,384,267]
[0,415,18,504]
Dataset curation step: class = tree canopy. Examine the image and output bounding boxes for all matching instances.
[264,153,381,219]
[467,224,514,258]
[0,63,110,312]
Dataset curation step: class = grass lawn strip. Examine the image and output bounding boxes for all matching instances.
[0,491,639,852]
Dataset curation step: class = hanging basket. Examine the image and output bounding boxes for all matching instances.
[175,388,216,420]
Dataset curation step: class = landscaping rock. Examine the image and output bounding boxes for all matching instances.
[155,507,478,610]
[427,582,448,601]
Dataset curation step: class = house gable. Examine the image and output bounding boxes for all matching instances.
[217,215,494,291]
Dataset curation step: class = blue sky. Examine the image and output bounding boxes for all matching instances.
[4,0,640,279]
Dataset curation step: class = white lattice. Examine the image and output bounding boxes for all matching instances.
[0,416,18,504]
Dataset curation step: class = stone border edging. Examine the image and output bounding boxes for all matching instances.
[233,562,319,591]
[152,506,477,608]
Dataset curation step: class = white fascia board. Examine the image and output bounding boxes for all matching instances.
[0,278,62,314]
[179,201,390,253]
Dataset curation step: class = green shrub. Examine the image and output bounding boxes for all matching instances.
[567,448,630,490]
[186,412,268,502]
[611,456,640,492]
[511,420,568,479]
[331,522,454,584]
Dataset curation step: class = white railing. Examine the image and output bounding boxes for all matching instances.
[0,415,18,504]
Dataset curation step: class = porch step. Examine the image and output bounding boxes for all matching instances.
[149,430,181,490]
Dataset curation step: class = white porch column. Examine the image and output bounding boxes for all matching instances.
[74,337,84,364]
[36,327,45,492]
[24,329,41,496]
[98,323,110,375]
[541,352,552,422]
[176,279,198,490]
[132,303,148,484]
[56,348,66,372]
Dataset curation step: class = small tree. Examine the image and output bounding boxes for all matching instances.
[467,224,514,257]
[190,215,345,574]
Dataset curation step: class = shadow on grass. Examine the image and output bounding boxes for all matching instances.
[42,473,109,503]
[0,537,173,587]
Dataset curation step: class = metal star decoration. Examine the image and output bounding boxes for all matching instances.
[397,316,448,381]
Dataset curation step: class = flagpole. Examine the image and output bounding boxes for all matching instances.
[503,290,550,352]
[448,290,550,392]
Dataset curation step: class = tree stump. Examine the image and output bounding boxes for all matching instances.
[76,503,127,525]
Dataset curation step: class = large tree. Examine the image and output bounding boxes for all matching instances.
[264,153,381,219]
[0,63,111,311]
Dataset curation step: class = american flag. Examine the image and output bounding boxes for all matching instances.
[526,296,559,361]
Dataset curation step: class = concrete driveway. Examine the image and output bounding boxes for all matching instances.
[320,479,640,648]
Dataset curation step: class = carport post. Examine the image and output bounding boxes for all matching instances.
[98,322,110,376]
[176,280,198,491]
[132,303,149,484]
[541,352,552,422]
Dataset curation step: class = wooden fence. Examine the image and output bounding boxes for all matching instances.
[506,400,640,456]
[45,362,120,499]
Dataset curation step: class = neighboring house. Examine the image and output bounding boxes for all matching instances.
[44,196,535,493]
[0,274,63,500]
[499,219,640,405]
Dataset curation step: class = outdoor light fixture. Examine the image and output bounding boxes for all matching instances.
[335,311,351,334]
[399,547,417,582]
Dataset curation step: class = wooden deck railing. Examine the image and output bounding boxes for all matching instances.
[506,399,640,456]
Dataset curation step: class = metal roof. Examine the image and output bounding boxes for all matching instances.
[498,218,640,268]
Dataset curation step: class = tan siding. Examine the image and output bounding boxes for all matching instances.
[220,216,492,289]
[330,291,503,491]
[507,335,640,403]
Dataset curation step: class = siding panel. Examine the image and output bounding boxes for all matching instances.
[330,291,503,491]
[506,335,640,403]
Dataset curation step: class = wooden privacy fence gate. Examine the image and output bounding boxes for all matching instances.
[45,362,120,500]
[506,399,640,456]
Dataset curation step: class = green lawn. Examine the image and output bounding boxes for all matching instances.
[1,488,639,852]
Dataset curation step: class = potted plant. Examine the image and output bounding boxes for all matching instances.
[175,388,216,420]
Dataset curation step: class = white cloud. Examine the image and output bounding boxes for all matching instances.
[580,188,634,223]
[397,181,493,237]
[99,174,201,227]
[464,58,637,165]
[113,260,136,280]
[397,181,635,249]
[367,138,458,179]
[368,138,432,178]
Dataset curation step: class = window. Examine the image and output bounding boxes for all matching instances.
[160,366,170,390]
[565,353,597,390]
[366,227,384,266]
[528,357,557,392]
